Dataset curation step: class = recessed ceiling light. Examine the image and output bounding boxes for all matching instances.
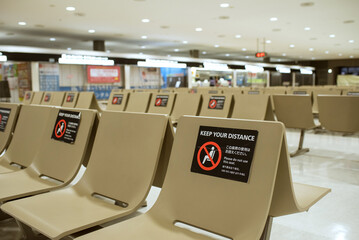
[18,21,26,26]
[270,17,278,22]
[242,48,247,51]
[329,34,335,38]
[325,51,329,54]
[195,27,203,32]
[309,48,314,51]
[235,34,241,38]
[214,45,220,48]
[182,41,188,44]
[88,29,95,33]
[338,53,342,56]
[304,27,311,31]
[106,50,111,53]
[328,69,333,73]
[349,40,355,43]
[266,40,272,44]
[311,57,316,60]
[139,52,143,55]
[220,3,230,8]
[49,38,56,41]
[225,54,230,56]
[202,51,207,54]
[349,55,354,58]
[167,55,171,57]
[141,35,148,39]
[245,56,250,58]
[141,19,150,23]
[282,53,287,56]
[67,47,72,50]
[141,46,146,49]
[174,49,179,52]
[289,44,295,48]
[66,7,76,11]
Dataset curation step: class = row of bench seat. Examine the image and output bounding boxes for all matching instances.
[0,103,330,240]
[23,91,102,111]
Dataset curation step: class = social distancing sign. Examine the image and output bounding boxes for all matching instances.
[0,108,11,132]
[154,95,169,107]
[112,94,123,105]
[208,96,225,110]
[51,110,81,144]
[191,126,258,183]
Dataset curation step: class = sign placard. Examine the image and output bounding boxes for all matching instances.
[87,66,121,83]
[0,108,11,132]
[112,94,124,105]
[51,110,81,144]
[208,96,225,110]
[293,91,307,95]
[154,95,169,107]
[66,93,75,102]
[248,91,260,95]
[191,126,258,183]
[347,92,359,96]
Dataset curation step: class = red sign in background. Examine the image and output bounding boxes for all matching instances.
[87,66,121,83]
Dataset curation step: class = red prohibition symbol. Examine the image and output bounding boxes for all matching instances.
[55,119,66,138]
[112,97,118,104]
[155,98,162,106]
[209,99,217,109]
[0,114,2,122]
[197,141,222,171]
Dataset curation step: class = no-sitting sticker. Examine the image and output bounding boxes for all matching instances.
[154,95,169,107]
[191,126,258,183]
[51,110,81,144]
[112,94,124,105]
[208,96,225,110]
[0,108,11,132]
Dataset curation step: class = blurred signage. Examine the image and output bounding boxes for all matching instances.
[87,66,121,83]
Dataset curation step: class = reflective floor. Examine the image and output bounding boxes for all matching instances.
[0,128,358,240]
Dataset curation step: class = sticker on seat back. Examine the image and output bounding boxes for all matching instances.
[208,96,225,110]
[0,108,11,132]
[66,93,75,102]
[112,94,124,105]
[191,126,258,183]
[51,110,81,144]
[155,95,169,107]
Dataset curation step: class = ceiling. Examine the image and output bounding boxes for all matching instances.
[0,0,358,63]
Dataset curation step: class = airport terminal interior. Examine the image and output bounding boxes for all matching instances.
[0,0,358,239]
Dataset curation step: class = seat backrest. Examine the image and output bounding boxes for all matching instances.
[148,116,284,239]
[199,93,233,118]
[312,89,341,113]
[41,92,65,106]
[106,90,129,111]
[75,112,171,207]
[147,93,176,115]
[31,91,44,105]
[170,93,201,122]
[125,92,151,113]
[273,95,316,129]
[317,95,359,133]
[22,91,33,104]
[2,105,53,168]
[62,92,79,108]
[29,107,97,183]
[264,88,287,111]
[75,92,102,112]
[269,135,330,217]
[231,94,274,121]
[0,103,21,154]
